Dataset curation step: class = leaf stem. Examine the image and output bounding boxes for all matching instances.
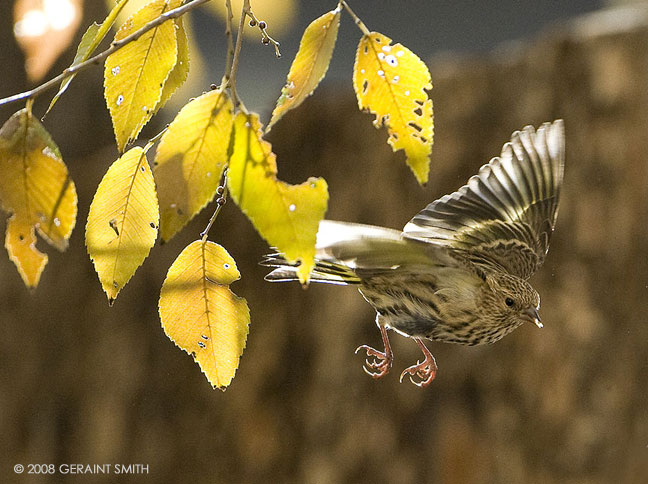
[0,0,212,108]
[340,1,370,36]
[200,169,229,241]
[144,125,169,152]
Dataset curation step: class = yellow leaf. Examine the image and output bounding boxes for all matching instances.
[104,0,184,152]
[154,89,233,242]
[228,112,328,284]
[0,109,77,288]
[47,0,131,115]
[353,32,434,185]
[267,6,341,131]
[159,240,250,389]
[158,15,190,111]
[86,147,159,303]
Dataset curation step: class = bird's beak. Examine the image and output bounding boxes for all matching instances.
[523,307,543,328]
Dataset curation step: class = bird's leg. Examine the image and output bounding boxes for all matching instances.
[400,338,438,387]
[355,324,393,379]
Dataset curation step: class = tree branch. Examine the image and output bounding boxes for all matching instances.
[0,0,212,108]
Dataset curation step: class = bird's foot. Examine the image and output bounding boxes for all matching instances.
[399,338,438,387]
[355,345,392,379]
[399,358,437,387]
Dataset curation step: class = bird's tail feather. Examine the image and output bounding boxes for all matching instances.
[262,253,361,285]
[263,220,434,285]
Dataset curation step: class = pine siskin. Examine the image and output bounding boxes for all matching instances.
[264,120,565,387]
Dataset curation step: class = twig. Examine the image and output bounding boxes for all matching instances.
[200,170,229,241]
[0,0,212,108]
[246,9,281,58]
[228,0,249,109]
[223,0,235,85]
[340,0,370,36]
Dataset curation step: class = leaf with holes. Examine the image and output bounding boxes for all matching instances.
[0,108,77,288]
[266,6,341,131]
[46,0,130,115]
[353,32,433,185]
[159,240,250,389]
[228,112,328,284]
[86,147,159,303]
[154,88,233,242]
[104,0,184,152]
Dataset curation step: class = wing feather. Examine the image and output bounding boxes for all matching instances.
[403,120,565,278]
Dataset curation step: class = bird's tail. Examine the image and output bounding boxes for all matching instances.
[262,220,433,285]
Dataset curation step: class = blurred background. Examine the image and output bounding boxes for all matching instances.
[1,0,647,483]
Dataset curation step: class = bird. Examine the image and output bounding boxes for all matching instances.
[263,120,565,387]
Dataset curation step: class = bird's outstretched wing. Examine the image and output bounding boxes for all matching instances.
[403,120,564,279]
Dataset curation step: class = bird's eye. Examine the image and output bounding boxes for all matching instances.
[505,297,515,307]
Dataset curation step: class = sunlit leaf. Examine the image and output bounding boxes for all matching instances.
[159,240,250,389]
[158,14,190,110]
[104,0,184,152]
[13,0,83,82]
[353,32,434,185]
[86,147,159,303]
[154,88,233,242]
[228,112,328,284]
[105,0,205,113]
[267,6,341,131]
[46,0,131,115]
[0,108,77,288]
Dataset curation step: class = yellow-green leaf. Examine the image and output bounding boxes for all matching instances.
[266,6,341,131]
[0,108,77,288]
[158,15,190,111]
[104,0,183,152]
[86,147,159,303]
[154,88,233,242]
[353,32,434,185]
[159,240,250,389]
[46,0,131,115]
[228,112,328,284]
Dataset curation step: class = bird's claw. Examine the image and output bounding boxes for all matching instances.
[355,344,392,379]
[399,356,438,388]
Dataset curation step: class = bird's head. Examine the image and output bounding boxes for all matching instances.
[482,272,542,330]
